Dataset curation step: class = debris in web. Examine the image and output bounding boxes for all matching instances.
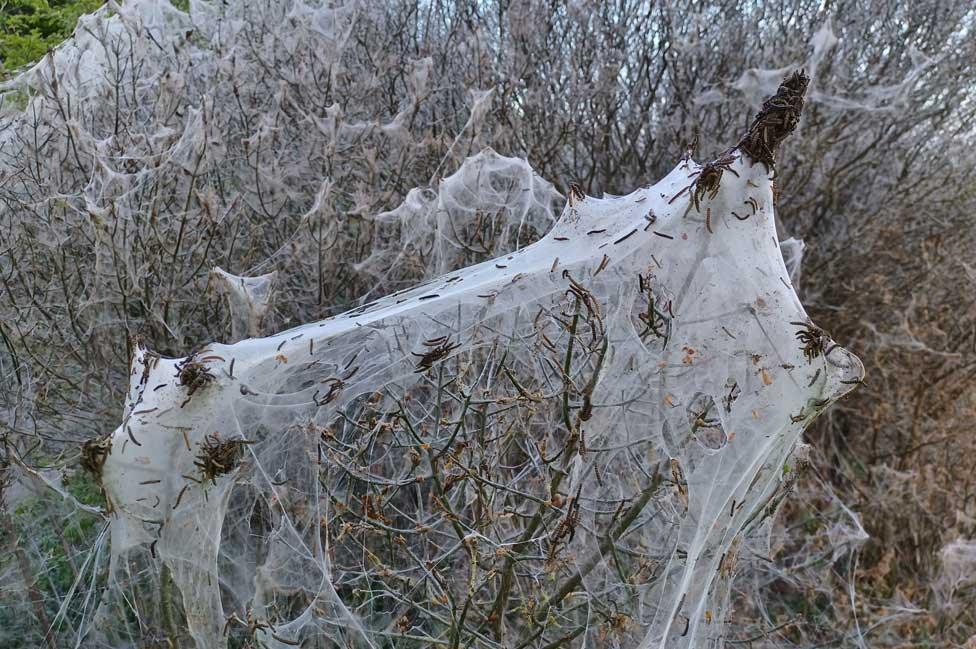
[82,67,865,648]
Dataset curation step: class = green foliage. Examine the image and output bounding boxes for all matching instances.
[0,470,105,647]
[65,467,105,507]
[0,0,104,71]
[10,470,103,585]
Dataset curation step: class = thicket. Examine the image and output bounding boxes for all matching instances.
[0,1,974,647]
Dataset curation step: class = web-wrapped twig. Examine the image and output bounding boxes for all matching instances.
[737,70,810,168]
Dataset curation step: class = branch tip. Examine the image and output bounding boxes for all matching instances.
[738,69,810,168]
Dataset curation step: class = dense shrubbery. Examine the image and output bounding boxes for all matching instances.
[0,0,974,647]
[0,0,103,71]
